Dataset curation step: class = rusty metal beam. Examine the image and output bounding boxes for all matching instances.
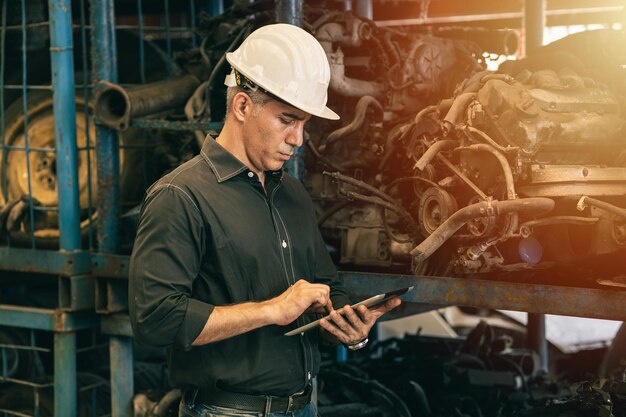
[0,305,98,332]
[0,247,91,275]
[339,272,626,321]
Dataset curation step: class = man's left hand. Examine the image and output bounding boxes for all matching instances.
[319,297,401,346]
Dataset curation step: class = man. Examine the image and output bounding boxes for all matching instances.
[129,23,401,417]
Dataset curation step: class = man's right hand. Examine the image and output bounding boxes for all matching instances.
[267,280,331,326]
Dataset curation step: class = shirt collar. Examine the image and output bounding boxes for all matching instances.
[200,135,284,183]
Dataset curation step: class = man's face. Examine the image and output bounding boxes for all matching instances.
[240,97,311,175]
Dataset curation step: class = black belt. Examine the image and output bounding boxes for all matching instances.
[194,385,312,414]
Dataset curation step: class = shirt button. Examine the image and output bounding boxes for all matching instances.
[307,372,311,380]
[282,240,287,248]
[247,172,254,178]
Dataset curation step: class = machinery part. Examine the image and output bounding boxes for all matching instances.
[411,197,555,262]
[457,144,517,200]
[577,196,626,219]
[133,389,182,417]
[519,216,599,238]
[435,28,519,55]
[436,154,488,201]
[326,171,420,236]
[418,187,458,237]
[95,74,200,130]
[442,92,475,133]
[0,92,99,246]
[326,47,385,98]
[466,195,496,237]
[476,75,624,164]
[315,20,372,52]
[320,95,383,154]
[225,24,339,120]
[461,125,519,154]
[0,90,153,247]
[413,139,457,171]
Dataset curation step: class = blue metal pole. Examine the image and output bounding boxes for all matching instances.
[277,0,302,26]
[91,0,120,253]
[54,332,77,417]
[276,0,305,180]
[91,3,133,416]
[209,0,224,16]
[49,0,81,251]
[336,346,348,363]
[110,336,134,417]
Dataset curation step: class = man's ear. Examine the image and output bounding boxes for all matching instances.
[232,92,252,122]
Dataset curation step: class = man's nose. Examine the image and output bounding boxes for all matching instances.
[285,122,304,147]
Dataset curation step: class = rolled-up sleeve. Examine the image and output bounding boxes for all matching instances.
[129,184,213,350]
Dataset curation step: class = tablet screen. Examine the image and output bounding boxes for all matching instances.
[284,286,414,336]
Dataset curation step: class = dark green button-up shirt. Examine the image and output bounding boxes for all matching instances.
[129,137,350,397]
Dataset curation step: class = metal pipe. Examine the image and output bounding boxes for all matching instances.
[153,389,182,417]
[91,3,133,417]
[320,95,383,153]
[524,0,545,56]
[316,21,368,53]
[55,332,77,417]
[277,0,304,179]
[462,125,518,154]
[21,0,35,247]
[110,336,134,417]
[355,0,373,20]
[410,197,555,262]
[442,92,475,132]
[49,0,80,251]
[327,48,384,98]
[336,346,348,362]
[277,0,303,27]
[527,313,548,373]
[95,74,200,130]
[91,0,120,253]
[209,0,224,16]
[519,216,599,237]
[414,140,457,171]
[577,196,626,219]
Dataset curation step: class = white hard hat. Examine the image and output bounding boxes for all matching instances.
[224,23,339,120]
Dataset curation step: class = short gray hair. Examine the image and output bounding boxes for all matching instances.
[225,86,272,118]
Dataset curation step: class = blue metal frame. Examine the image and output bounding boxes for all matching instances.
[0,247,91,275]
[0,305,98,332]
[48,2,83,415]
[91,0,120,253]
[49,0,81,252]
[278,0,305,180]
[55,332,77,417]
[89,1,132,415]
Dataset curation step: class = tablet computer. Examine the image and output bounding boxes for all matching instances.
[284,286,414,336]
